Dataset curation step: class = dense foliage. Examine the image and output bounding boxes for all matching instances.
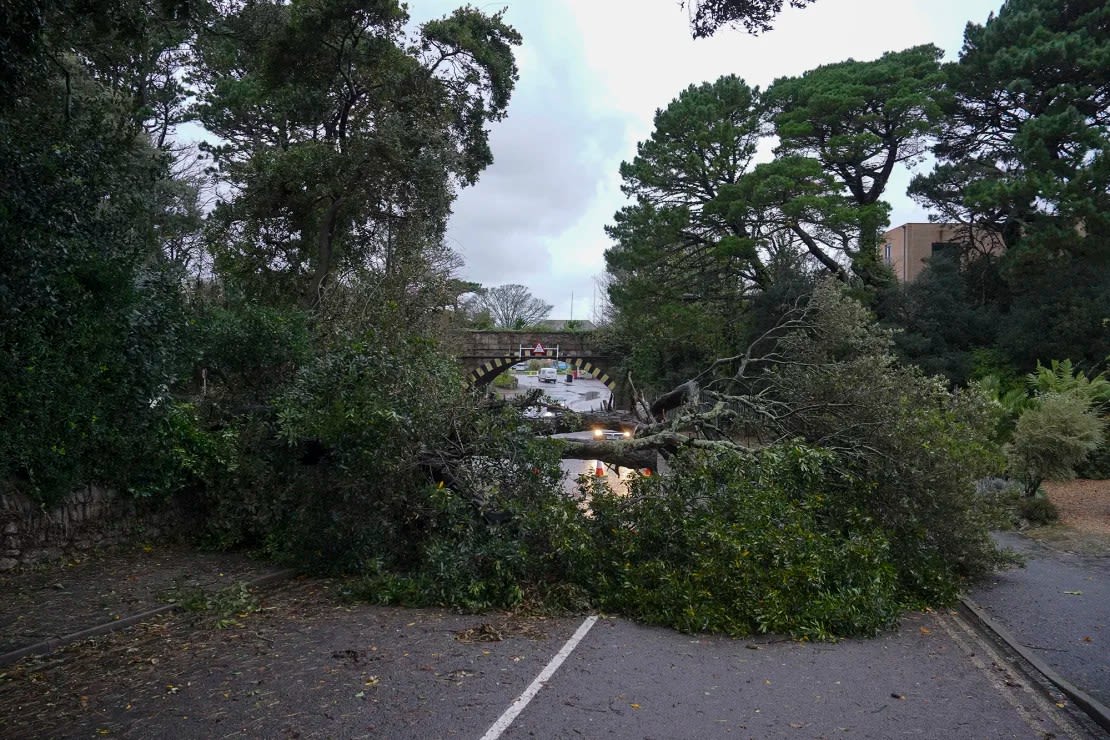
[0,2,194,502]
[585,445,903,639]
[609,0,1109,401]
[197,333,551,574]
[902,0,1110,374]
[348,285,1010,637]
[1,0,521,508]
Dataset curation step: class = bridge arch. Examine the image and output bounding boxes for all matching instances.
[466,356,618,391]
[453,329,620,393]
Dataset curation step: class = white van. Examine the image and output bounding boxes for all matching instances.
[538,367,558,383]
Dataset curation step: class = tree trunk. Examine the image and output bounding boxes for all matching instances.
[557,439,658,470]
[306,197,344,306]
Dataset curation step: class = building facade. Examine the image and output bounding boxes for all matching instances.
[880,222,1004,282]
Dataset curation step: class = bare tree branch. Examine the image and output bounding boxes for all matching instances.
[470,284,552,328]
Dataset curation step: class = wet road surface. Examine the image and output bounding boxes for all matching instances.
[1,577,1097,739]
[971,531,1110,708]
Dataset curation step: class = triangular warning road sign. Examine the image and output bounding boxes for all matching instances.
[532,342,546,355]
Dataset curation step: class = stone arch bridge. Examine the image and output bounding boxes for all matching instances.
[454,330,618,390]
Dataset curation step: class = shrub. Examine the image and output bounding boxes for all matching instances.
[1076,443,1110,480]
[491,372,518,390]
[1026,360,1110,407]
[346,457,593,612]
[1006,393,1104,495]
[254,334,468,571]
[1017,493,1059,525]
[200,329,595,608]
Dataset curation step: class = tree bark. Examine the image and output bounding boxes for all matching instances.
[306,197,344,306]
[556,439,658,470]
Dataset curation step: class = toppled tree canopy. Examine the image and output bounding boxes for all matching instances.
[558,282,1009,606]
[203,282,1009,639]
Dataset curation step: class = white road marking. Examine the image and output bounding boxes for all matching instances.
[479,615,599,740]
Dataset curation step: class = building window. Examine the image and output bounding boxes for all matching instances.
[930,242,962,265]
[883,243,892,264]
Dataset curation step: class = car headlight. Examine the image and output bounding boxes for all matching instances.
[592,428,604,438]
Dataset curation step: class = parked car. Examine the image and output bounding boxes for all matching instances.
[538,367,558,383]
[593,427,631,440]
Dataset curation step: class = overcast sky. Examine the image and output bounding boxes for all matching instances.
[407,0,1006,320]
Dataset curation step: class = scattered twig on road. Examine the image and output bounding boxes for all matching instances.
[1019,642,1070,653]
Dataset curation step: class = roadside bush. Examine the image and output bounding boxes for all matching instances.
[187,411,294,553]
[234,333,468,571]
[118,400,234,501]
[332,405,594,611]
[346,449,593,612]
[0,71,193,504]
[1006,393,1104,496]
[1017,493,1059,525]
[491,372,518,390]
[1076,443,1110,480]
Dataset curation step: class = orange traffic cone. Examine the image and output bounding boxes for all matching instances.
[595,460,605,477]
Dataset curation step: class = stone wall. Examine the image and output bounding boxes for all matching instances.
[0,485,190,571]
[456,330,606,365]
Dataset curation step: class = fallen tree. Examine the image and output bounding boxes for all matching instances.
[571,283,1007,601]
[212,282,1009,639]
[554,437,659,470]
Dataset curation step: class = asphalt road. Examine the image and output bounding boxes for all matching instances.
[511,370,641,495]
[513,369,614,413]
[2,576,1094,739]
[497,611,1089,739]
[970,531,1110,709]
